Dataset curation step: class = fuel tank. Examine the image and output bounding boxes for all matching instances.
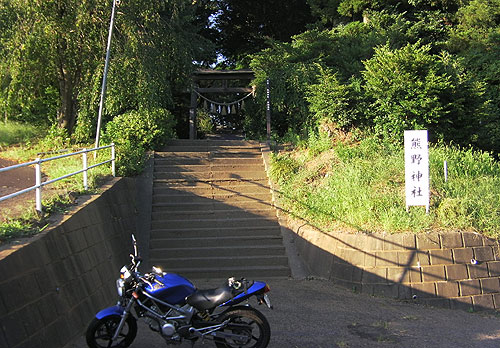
[144,273,196,305]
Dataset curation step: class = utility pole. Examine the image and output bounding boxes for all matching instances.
[95,0,120,151]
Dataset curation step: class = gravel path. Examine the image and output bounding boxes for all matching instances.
[68,278,500,348]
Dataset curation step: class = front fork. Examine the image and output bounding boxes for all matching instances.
[112,297,136,341]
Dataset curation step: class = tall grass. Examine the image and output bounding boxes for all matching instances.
[0,121,44,148]
[270,134,500,237]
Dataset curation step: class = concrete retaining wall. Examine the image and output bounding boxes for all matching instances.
[287,218,500,311]
[0,178,137,348]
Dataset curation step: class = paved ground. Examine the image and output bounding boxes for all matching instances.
[69,277,500,348]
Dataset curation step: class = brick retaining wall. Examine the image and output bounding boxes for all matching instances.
[286,218,500,311]
[0,178,136,348]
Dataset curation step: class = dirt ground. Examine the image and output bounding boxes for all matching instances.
[0,157,37,221]
[69,277,500,348]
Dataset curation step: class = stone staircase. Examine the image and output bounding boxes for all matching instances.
[149,139,290,279]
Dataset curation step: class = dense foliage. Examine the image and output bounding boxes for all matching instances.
[246,1,500,154]
[0,0,213,139]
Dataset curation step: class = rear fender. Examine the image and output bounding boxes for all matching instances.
[95,305,125,320]
[220,281,267,307]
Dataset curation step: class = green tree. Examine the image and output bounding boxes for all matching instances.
[213,0,315,65]
[0,0,214,139]
[362,43,487,144]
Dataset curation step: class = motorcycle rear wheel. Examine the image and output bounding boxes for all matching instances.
[215,308,271,348]
[86,315,137,348]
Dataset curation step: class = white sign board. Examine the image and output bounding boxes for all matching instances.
[404,130,430,213]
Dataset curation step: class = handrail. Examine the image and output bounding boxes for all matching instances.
[0,143,115,213]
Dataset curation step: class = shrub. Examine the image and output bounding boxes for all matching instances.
[103,108,175,176]
[307,66,366,129]
[362,42,487,143]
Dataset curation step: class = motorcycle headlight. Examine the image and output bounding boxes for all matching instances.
[120,266,131,280]
[116,278,125,297]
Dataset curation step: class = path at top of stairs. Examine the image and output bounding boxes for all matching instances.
[149,139,291,279]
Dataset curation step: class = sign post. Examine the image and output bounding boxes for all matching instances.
[404,130,430,213]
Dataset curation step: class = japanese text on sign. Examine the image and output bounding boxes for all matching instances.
[404,130,430,213]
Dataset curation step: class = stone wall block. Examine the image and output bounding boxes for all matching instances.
[384,234,403,251]
[1,310,29,347]
[462,232,483,247]
[429,249,453,265]
[365,234,384,251]
[483,237,498,247]
[363,251,376,268]
[398,250,418,267]
[468,263,489,279]
[473,246,494,262]
[488,261,500,277]
[445,264,468,281]
[460,279,481,296]
[411,282,436,298]
[493,293,500,309]
[409,267,422,283]
[450,296,473,311]
[375,251,398,267]
[417,250,430,266]
[0,278,29,313]
[362,267,387,284]
[436,281,460,297]
[416,234,441,250]
[452,248,473,264]
[333,263,354,282]
[472,294,495,310]
[421,265,445,283]
[480,278,500,294]
[440,233,463,248]
[387,267,410,283]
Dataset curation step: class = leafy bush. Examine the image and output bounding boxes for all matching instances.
[307,67,366,129]
[103,108,175,176]
[362,43,487,143]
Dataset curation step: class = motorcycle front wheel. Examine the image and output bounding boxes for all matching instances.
[215,308,271,348]
[86,315,137,348]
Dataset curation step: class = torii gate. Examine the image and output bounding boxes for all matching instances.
[189,69,255,139]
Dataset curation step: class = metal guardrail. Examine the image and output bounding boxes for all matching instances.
[0,144,115,213]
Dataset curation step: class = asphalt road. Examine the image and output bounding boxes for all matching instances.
[69,278,500,348]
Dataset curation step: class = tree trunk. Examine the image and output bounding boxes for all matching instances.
[57,73,78,133]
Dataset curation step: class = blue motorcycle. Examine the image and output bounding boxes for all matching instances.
[86,235,272,348]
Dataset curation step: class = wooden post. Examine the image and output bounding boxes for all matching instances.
[189,86,197,140]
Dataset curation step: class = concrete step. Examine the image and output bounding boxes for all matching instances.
[164,139,260,148]
[154,157,264,166]
[152,184,271,196]
[152,209,276,221]
[150,255,289,269]
[150,226,282,239]
[153,164,265,173]
[152,192,272,204]
[152,200,273,212]
[162,146,261,153]
[150,235,284,248]
[153,178,269,187]
[155,151,262,159]
[151,217,280,230]
[156,265,291,280]
[154,171,267,181]
[150,245,286,259]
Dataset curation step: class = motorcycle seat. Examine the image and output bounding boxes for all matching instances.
[186,286,237,310]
